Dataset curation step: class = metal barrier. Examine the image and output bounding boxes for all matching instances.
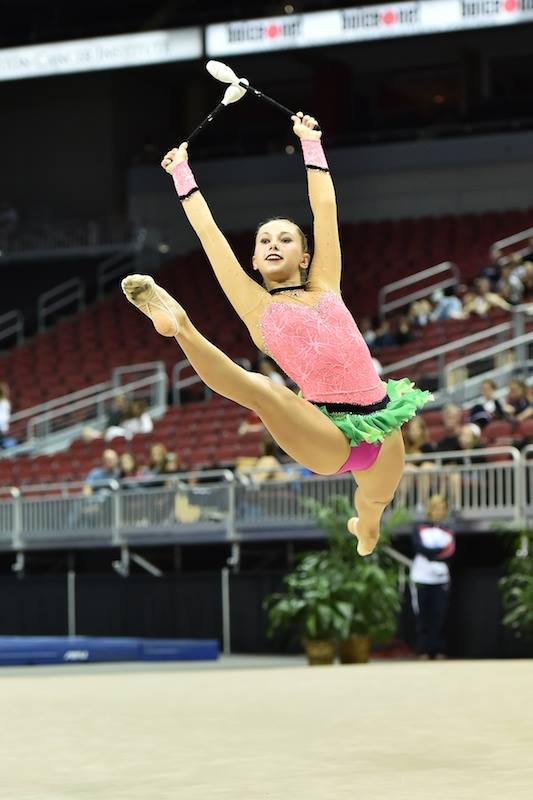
[443,333,533,398]
[0,310,23,346]
[392,448,522,523]
[382,321,511,381]
[378,261,459,319]
[27,370,167,441]
[0,449,529,552]
[491,226,533,265]
[37,278,85,332]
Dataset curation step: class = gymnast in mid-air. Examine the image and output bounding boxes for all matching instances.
[122,110,431,555]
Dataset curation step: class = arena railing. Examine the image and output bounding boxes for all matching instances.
[2,362,168,454]
[37,277,85,332]
[0,448,526,552]
[523,445,533,525]
[381,321,511,385]
[0,310,24,346]
[443,332,533,402]
[491,226,533,266]
[378,261,460,319]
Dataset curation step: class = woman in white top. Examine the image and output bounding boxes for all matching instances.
[0,382,11,447]
[410,494,455,660]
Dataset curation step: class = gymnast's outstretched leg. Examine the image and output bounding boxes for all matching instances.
[122,275,351,476]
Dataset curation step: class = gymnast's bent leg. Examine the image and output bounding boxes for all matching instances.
[348,429,405,556]
[122,275,351,476]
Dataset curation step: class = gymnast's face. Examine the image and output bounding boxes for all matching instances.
[252,220,310,287]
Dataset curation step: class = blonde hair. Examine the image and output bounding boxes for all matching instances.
[427,494,448,515]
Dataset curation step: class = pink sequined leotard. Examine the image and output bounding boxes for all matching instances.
[259,291,385,405]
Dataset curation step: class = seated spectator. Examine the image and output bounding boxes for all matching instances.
[372,319,396,348]
[0,382,11,448]
[436,404,463,452]
[469,379,504,429]
[456,424,486,464]
[394,315,413,346]
[119,452,142,483]
[236,439,288,484]
[430,287,464,321]
[258,355,286,386]
[359,316,376,346]
[141,442,177,487]
[503,380,531,421]
[463,277,512,317]
[498,260,525,306]
[104,394,132,441]
[122,399,154,436]
[404,418,435,465]
[83,449,120,495]
[408,298,432,327]
[478,250,501,289]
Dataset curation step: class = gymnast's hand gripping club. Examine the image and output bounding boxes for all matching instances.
[206,60,320,131]
[185,82,248,144]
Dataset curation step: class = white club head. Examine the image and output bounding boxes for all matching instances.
[206,60,240,86]
[221,80,248,106]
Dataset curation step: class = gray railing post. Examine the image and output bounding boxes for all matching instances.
[221,566,231,656]
[11,487,22,551]
[111,489,121,546]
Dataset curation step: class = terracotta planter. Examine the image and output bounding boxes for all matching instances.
[338,635,370,664]
[304,639,336,665]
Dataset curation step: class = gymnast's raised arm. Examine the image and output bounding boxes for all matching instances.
[161,143,267,321]
[292,113,342,294]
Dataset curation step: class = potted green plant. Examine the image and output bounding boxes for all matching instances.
[264,551,352,665]
[499,525,533,642]
[307,497,409,663]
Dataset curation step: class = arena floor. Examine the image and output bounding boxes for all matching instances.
[2,656,532,800]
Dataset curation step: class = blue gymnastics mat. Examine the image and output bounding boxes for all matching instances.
[0,636,219,666]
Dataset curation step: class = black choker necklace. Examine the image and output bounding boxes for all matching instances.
[268,283,307,295]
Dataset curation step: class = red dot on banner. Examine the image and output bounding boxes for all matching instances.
[266,24,281,38]
[503,0,518,10]
[381,10,397,25]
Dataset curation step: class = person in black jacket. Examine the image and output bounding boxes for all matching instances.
[410,494,455,660]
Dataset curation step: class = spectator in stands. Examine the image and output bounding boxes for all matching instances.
[404,418,435,464]
[0,382,11,448]
[456,423,485,464]
[122,399,154,437]
[258,355,286,386]
[498,260,526,306]
[372,319,396,348]
[359,316,376,346]
[236,438,288,484]
[103,394,132,441]
[410,494,455,660]
[394,315,413,346]
[462,277,512,317]
[408,298,432,327]
[83,449,120,495]
[503,380,531,421]
[141,442,178,487]
[469,379,504,429]
[478,249,501,290]
[436,404,463,452]
[119,452,141,483]
[430,287,464,321]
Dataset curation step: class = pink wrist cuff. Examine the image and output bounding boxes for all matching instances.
[301,139,329,171]
[171,162,198,200]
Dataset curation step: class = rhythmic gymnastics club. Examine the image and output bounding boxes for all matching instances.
[186,82,248,144]
[206,60,320,130]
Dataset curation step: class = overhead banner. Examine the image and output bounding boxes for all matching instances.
[206,0,533,55]
[0,27,202,82]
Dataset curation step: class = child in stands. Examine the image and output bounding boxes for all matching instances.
[122,113,431,555]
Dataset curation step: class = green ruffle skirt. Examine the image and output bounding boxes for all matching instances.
[315,378,433,446]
